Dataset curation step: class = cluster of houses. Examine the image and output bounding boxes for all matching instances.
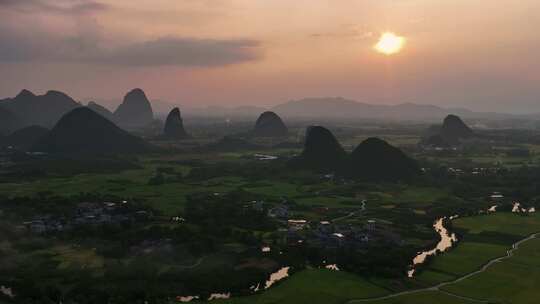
[23,215,65,234]
[422,146,459,152]
[422,165,505,178]
[490,192,504,201]
[252,198,402,250]
[267,204,289,219]
[436,166,503,177]
[471,167,502,176]
[287,219,400,249]
[281,214,400,250]
[23,201,151,234]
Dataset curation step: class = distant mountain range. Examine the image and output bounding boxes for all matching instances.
[79,95,540,122]
[0,89,157,134]
[182,105,268,118]
[270,97,514,121]
[0,90,80,128]
[82,98,267,119]
[1,90,538,137]
[156,97,526,122]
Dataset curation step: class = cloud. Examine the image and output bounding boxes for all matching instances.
[0,0,261,67]
[95,38,261,67]
[0,29,262,67]
[0,0,107,14]
[310,24,374,40]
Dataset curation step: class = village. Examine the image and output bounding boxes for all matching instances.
[21,200,152,234]
[264,199,403,253]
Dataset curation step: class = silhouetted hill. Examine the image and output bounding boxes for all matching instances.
[1,125,49,149]
[33,107,153,154]
[0,89,80,128]
[252,111,288,137]
[424,114,474,146]
[290,126,347,172]
[163,108,189,139]
[0,108,21,135]
[441,114,473,139]
[347,138,420,181]
[87,101,114,121]
[114,88,154,128]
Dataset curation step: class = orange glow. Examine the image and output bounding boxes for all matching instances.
[374,32,406,55]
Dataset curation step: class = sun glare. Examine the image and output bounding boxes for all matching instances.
[374,32,405,55]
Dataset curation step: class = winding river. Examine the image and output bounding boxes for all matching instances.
[179,216,458,301]
[179,213,457,301]
[0,286,13,298]
[348,232,539,303]
[178,266,291,302]
[408,218,457,277]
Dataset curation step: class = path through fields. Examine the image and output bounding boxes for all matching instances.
[346,232,539,303]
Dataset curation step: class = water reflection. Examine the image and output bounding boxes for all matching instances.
[325,264,340,271]
[264,267,290,289]
[512,202,536,213]
[177,296,199,302]
[254,154,278,161]
[1,286,13,298]
[408,218,457,277]
[208,293,231,300]
[177,266,290,302]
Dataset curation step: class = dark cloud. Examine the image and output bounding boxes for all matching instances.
[0,30,262,67]
[0,0,260,67]
[96,37,261,67]
[0,0,107,14]
[310,24,374,40]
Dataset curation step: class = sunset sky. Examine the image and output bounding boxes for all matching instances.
[1,0,539,113]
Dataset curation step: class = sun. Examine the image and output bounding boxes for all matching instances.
[374,32,405,55]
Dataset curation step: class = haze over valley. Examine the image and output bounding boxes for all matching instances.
[1,1,540,304]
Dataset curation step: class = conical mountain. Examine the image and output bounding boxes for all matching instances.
[440,114,473,139]
[424,114,473,146]
[114,88,154,128]
[87,101,114,121]
[163,107,189,139]
[253,111,288,137]
[290,126,346,172]
[348,137,419,181]
[0,89,79,128]
[2,125,49,149]
[15,89,35,100]
[33,107,153,154]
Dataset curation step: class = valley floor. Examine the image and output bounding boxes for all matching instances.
[217,213,540,304]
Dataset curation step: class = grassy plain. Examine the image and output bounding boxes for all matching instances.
[2,152,450,216]
[218,269,390,304]
[442,238,540,304]
[416,213,540,284]
[214,213,540,304]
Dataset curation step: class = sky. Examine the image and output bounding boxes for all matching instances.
[0,0,539,113]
